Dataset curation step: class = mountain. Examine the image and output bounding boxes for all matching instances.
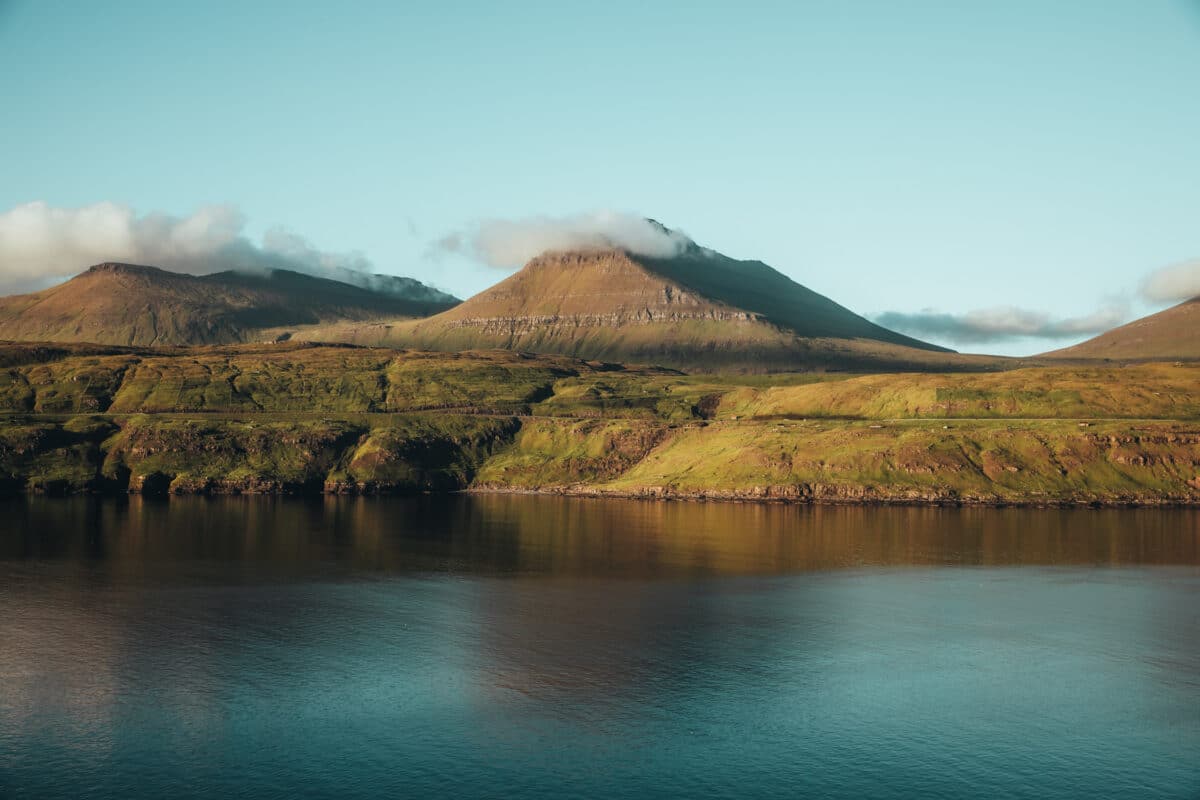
[305,265,459,304]
[0,263,459,346]
[287,244,1003,371]
[1042,298,1200,361]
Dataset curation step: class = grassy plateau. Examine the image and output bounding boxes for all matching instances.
[2,341,1199,505]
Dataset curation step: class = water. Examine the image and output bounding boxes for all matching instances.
[1,496,1198,799]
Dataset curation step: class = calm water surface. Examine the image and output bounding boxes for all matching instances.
[1,496,1198,799]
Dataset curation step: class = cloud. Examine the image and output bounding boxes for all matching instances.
[0,201,397,294]
[435,211,694,268]
[873,303,1130,345]
[1140,258,1200,304]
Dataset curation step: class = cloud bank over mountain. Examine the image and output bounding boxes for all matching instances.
[436,211,694,268]
[1141,258,1200,303]
[874,304,1129,346]
[878,248,1200,347]
[0,201,387,293]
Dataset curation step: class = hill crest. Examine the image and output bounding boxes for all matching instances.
[424,248,945,346]
[0,263,458,346]
[1043,297,1200,361]
[285,246,997,372]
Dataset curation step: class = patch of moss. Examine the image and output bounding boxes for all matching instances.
[342,415,519,490]
[476,418,671,487]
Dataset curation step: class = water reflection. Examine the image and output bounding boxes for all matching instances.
[3,495,1199,577]
[2,497,1199,799]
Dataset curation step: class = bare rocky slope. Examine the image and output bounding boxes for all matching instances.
[0,263,459,346]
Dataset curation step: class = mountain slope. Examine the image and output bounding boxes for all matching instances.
[298,264,459,303]
[288,247,1003,372]
[0,263,458,346]
[1043,298,1200,361]
[638,245,938,347]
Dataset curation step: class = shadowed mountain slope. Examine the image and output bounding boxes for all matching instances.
[0,263,459,346]
[287,246,1007,372]
[1043,298,1200,361]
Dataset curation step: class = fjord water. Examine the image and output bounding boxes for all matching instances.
[1,498,1198,800]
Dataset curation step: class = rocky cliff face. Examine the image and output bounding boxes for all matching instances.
[443,308,761,336]
[6,413,1200,506]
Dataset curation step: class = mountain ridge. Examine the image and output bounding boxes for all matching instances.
[0,262,459,346]
[285,246,1003,372]
[1043,297,1200,361]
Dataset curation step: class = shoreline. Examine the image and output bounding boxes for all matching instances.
[6,479,1199,508]
[462,485,1200,508]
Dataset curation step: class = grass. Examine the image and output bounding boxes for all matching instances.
[716,363,1200,421]
[603,418,1200,503]
[101,416,366,492]
[0,416,117,493]
[474,418,669,486]
[336,415,519,490]
[0,346,632,415]
[2,342,1199,503]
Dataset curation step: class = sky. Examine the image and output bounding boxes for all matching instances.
[1,0,1198,355]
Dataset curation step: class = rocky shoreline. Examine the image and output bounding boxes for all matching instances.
[5,410,1200,507]
[7,473,1199,508]
[465,484,1200,508]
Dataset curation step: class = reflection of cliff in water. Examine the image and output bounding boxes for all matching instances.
[2,495,1199,793]
[447,499,1200,717]
[2,496,1200,577]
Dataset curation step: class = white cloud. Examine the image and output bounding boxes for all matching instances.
[1140,258,1200,304]
[0,201,390,293]
[874,303,1130,345]
[436,211,694,268]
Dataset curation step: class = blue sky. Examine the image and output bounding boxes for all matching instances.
[1,0,1198,355]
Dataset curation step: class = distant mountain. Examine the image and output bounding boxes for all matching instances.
[1043,298,1200,361]
[287,242,1004,371]
[308,265,459,304]
[0,263,458,346]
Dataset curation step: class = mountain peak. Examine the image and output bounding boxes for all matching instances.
[642,218,673,235]
[85,262,170,275]
[329,242,966,371]
[0,263,457,346]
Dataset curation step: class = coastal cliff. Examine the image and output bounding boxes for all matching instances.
[3,343,1200,506]
[6,414,1200,507]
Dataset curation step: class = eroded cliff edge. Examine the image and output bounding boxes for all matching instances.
[4,343,1200,506]
[6,414,1200,506]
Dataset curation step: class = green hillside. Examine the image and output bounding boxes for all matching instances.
[2,341,1199,505]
